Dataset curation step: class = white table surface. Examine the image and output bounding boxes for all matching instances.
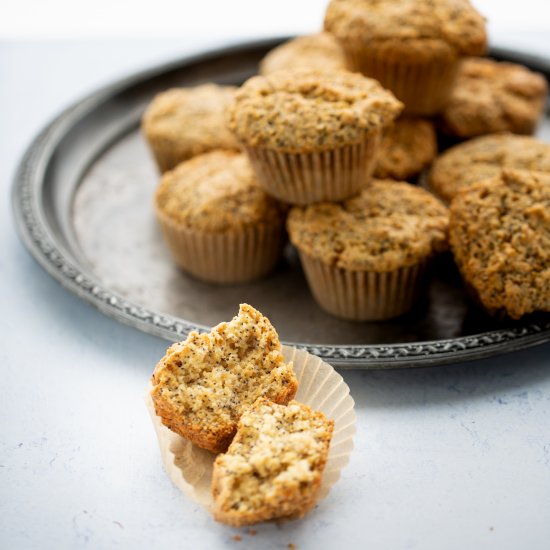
[2,36,550,550]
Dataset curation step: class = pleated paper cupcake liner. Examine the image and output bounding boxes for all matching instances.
[155,210,285,284]
[146,345,356,510]
[299,251,429,321]
[243,132,381,206]
[345,47,459,116]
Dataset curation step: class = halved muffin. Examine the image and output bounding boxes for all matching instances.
[212,398,334,526]
[151,304,298,453]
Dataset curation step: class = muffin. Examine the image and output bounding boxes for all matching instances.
[151,304,298,453]
[287,180,449,320]
[439,57,548,138]
[324,0,487,115]
[428,133,550,203]
[142,84,239,172]
[449,169,550,319]
[229,69,402,205]
[212,399,334,526]
[260,33,349,75]
[155,150,286,284]
[374,117,437,181]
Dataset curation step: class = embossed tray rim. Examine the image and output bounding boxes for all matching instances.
[11,38,550,368]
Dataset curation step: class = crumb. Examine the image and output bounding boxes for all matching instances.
[288,544,297,550]
[247,529,257,536]
[232,535,242,542]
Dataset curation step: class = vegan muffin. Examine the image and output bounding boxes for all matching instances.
[449,169,550,319]
[324,0,487,115]
[142,84,239,172]
[374,117,437,181]
[212,399,334,526]
[259,33,349,75]
[151,304,298,453]
[428,133,550,203]
[155,150,286,284]
[287,180,449,320]
[229,69,402,205]
[439,57,548,138]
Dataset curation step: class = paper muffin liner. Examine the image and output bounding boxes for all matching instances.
[242,131,381,205]
[146,345,356,511]
[155,210,285,284]
[298,251,430,321]
[345,46,459,116]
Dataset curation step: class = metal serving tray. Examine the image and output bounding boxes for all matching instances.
[12,38,550,368]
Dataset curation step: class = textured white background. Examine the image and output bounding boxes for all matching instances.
[1,1,550,549]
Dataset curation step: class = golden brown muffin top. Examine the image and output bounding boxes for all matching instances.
[324,0,487,56]
[142,84,239,158]
[429,133,550,203]
[228,69,402,153]
[440,57,548,138]
[259,33,349,75]
[155,151,284,232]
[287,180,449,271]
[375,117,437,180]
[449,169,550,319]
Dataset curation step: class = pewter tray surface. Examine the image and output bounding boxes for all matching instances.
[12,39,550,368]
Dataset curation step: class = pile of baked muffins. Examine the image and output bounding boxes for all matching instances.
[143,0,550,322]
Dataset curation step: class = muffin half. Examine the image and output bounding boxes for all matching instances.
[212,399,333,526]
[151,304,298,453]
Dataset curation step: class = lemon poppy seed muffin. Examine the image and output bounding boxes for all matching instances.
[440,57,548,138]
[449,169,550,319]
[151,304,298,453]
[374,117,437,181]
[259,33,349,75]
[324,0,487,115]
[212,398,334,526]
[287,180,449,320]
[428,133,550,203]
[155,150,286,284]
[229,68,402,205]
[142,84,239,172]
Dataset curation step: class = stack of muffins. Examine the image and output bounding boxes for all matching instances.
[143,0,550,323]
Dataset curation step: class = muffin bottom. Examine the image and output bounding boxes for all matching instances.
[345,43,459,116]
[157,212,285,284]
[243,131,381,205]
[298,252,429,321]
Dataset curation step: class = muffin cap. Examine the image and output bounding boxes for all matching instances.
[324,0,487,56]
[259,33,349,75]
[440,57,548,138]
[142,84,239,166]
[155,151,284,232]
[450,169,550,319]
[429,133,550,202]
[287,180,449,271]
[228,69,403,153]
[375,117,437,180]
